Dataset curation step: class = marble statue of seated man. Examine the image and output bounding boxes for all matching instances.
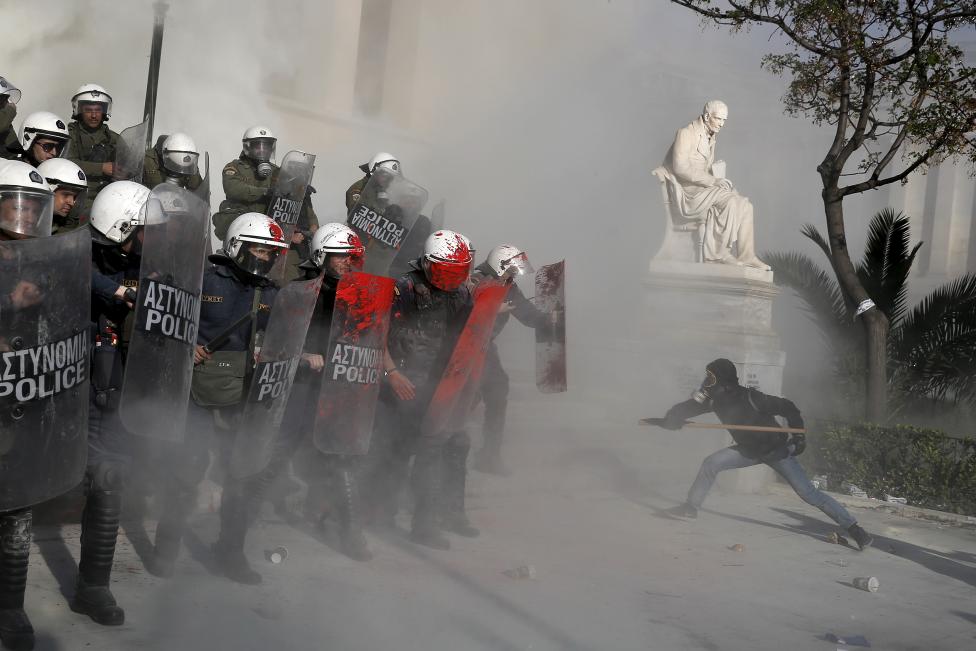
[658,100,769,270]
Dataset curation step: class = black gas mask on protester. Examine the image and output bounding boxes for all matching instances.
[692,358,739,404]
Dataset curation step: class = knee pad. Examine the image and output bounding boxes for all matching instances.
[88,461,126,493]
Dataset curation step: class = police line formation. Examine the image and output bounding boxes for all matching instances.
[0,78,875,650]
[0,77,569,649]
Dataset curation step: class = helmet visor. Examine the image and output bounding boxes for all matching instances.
[0,188,54,238]
[234,241,282,278]
[499,251,534,277]
[323,250,365,279]
[243,137,276,163]
[163,150,200,176]
[425,258,470,291]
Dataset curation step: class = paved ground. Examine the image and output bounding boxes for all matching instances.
[20,393,976,651]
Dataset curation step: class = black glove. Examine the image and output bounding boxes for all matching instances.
[660,414,685,431]
[790,433,807,456]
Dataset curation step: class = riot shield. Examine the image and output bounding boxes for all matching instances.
[535,260,566,393]
[421,280,509,439]
[119,185,209,440]
[194,151,211,204]
[0,228,92,511]
[267,150,315,282]
[347,171,427,276]
[229,277,321,478]
[312,271,396,456]
[430,200,445,231]
[112,119,150,181]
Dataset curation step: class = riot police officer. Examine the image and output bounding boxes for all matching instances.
[470,245,548,477]
[0,77,21,160]
[17,112,69,168]
[212,126,318,280]
[149,212,286,584]
[65,84,120,214]
[660,358,874,550]
[142,132,203,190]
[366,230,473,550]
[344,151,400,213]
[73,181,153,627]
[290,224,374,559]
[0,161,61,651]
[36,158,87,233]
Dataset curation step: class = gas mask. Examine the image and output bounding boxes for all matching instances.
[692,369,718,404]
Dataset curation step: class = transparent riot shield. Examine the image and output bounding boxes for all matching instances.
[0,228,92,511]
[229,277,321,478]
[430,200,445,231]
[267,150,315,282]
[347,171,427,277]
[194,151,211,204]
[120,185,209,440]
[535,260,566,393]
[312,271,396,456]
[421,279,509,440]
[112,119,150,181]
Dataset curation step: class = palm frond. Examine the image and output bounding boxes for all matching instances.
[856,209,921,325]
[764,250,854,347]
[801,223,832,261]
[891,274,976,400]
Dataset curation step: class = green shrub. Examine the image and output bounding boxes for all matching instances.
[810,423,976,516]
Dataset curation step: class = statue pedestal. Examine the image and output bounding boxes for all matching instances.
[642,259,786,494]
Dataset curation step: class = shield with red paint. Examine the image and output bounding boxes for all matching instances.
[535,260,566,393]
[421,279,509,439]
[266,150,316,282]
[346,171,426,277]
[312,270,396,455]
[229,276,321,478]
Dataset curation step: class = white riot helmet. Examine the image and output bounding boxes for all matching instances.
[223,212,288,279]
[359,152,400,175]
[19,111,69,156]
[37,159,87,219]
[421,229,471,291]
[37,159,87,192]
[486,244,534,278]
[242,125,276,163]
[0,160,54,238]
[89,180,151,244]
[71,83,113,119]
[459,234,476,272]
[0,76,21,104]
[309,222,365,274]
[161,132,200,176]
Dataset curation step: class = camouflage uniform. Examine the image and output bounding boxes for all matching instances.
[213,155,318,281]
[66,121,120,214]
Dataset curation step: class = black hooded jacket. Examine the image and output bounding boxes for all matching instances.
[664,385,803,459]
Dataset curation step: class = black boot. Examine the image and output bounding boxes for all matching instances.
[409,446,450,550]
[71,491,125,626]
[148,483,197,578]
[336,467,373,561]
[442,439,480,538]
[0,510,34,651]
[212,481,261,585]
[847,523,874,551]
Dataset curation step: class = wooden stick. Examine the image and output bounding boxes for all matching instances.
[639,418,805,434]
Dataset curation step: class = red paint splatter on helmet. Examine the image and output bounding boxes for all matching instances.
[268,220,285,242]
